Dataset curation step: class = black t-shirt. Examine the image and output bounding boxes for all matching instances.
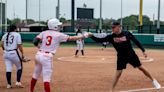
[91,31,145,55]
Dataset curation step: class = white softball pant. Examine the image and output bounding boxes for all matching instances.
[76,42,84,50]
[3,50,22,72]
[32,51,53,82]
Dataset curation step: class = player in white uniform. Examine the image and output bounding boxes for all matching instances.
[1,25,24,88]
[75,28,84,56]
[101,33,109,50]
[30,18,89,92]
[101,42,109,50]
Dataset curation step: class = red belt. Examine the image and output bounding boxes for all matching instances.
[39,50,54,55]
[45,51,50,54]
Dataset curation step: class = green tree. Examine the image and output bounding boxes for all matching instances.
[142,15,152,25]
[26,19,35,24]
[117,15,152,30]
[60,17,67,23]
[11,18,21,25]
[7,18,12,25]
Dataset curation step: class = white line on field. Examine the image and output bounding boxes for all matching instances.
[57,56,154,63]
[120,86,164,92]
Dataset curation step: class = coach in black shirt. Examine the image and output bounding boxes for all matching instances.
[89,22,161,92]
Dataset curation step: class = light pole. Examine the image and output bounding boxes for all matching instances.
[139,0,143,33]
[57,0,60,19]
[153,14,155,25]
[39,0,41,25]
[0,0,2,32]
[26,0,27,24]
[99,0,102,33]
[71,0,75,32]
[5,0,7,32]
[157,0,160,34]
[120,0,123,26]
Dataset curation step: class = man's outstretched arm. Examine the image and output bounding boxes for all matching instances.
[90,34,111,43]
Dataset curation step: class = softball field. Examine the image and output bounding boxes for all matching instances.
[0,46,164,92]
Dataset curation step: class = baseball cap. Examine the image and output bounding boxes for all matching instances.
[112,22,120,26]
[112,22,120,28]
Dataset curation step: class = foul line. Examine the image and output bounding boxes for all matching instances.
[120,86,164,92]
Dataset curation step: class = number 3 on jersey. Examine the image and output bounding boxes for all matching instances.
[9,35,14,44]
[46,36,52,46]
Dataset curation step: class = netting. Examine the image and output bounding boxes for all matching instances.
[27,0,57,22]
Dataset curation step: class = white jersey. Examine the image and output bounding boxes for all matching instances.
[1,32,22,50]
[36,30,69,54]
[76,33,84,44]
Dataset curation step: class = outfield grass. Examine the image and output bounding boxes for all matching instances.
[22,42,164,51]
[23,42,34,47]
[22,42,103,48]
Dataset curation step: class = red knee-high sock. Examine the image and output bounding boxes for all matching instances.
[44,82,50,92]
[30,78,37,92]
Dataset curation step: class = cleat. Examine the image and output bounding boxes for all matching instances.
[7,84,12,89]
[15,82,24,88]
[152,79,161,90]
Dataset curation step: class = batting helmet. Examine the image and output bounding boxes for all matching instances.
[48,18,62,31]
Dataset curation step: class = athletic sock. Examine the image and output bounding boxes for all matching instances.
[75,50,78,55]
[105,45,107,48]
[30,78,37,92]
[6,72,12,85]
[17,69,22,82]
[44,82,50,92]
[81,50,84,56]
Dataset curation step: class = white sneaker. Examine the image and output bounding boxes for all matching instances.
[152,79,161,90]
[7,84,12,89]
[15,82,24,88]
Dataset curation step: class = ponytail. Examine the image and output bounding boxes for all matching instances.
[6,25,17,46]
[6,32,10,46]
[76,28,82,35]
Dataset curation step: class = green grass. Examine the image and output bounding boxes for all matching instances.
[23,42,34,47]
[22,42,103,48]
[21,42,164,50]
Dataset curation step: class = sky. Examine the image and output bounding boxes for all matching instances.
[3,0,164,21]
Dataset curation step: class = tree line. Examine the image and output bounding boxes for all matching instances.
[7,14,164,30]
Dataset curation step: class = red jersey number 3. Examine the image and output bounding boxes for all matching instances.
[46,36,52,46]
